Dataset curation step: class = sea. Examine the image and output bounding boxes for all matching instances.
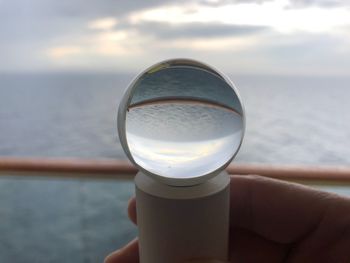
[1,73,350,262]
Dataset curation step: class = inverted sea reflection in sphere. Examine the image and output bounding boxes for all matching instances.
[126,101,243,179]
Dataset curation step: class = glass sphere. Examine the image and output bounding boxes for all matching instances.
[118,59,245,185]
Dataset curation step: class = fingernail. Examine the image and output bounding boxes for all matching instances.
[104,250,120,263]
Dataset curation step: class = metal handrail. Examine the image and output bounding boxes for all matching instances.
[0,157,350,182]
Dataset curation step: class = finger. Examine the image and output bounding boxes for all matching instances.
[230,227,288,263]
[230,174,345,243]
[104,238,139,263]
[128,197,137,225]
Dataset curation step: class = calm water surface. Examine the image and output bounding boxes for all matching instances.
[1,73,349,165]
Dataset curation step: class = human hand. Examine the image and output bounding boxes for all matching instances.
[105,175,350,263]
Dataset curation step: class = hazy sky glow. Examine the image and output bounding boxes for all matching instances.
[1,0,350,75]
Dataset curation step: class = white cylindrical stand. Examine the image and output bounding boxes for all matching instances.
[135,171,230,263]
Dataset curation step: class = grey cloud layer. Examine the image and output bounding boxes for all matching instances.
[288,0,346,8]
[0,0,272,46]
[198,0,347,7]
[0,0,347,43]
[121,22,269,39]
[0,0,183,42]
[0,0,349,74]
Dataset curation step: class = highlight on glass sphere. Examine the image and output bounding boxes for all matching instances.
[119,59,245,184]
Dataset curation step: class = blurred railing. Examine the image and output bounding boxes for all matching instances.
[0,157,350,184]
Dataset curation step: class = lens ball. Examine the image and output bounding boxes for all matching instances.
[119,59,245,185]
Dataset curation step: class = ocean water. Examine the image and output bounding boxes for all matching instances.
[1,73,350,262]
[1,73,349,164]
[127,102,243,180]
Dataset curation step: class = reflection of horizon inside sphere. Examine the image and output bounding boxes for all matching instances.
[124,64,244,180]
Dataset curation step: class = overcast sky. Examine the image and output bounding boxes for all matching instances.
[1,0,350,75]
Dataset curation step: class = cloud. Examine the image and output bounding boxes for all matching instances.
[128,0,350,33]
[287,0,347,8]
[1,0,350,75]
[47,46,83,58]
[88,17,118,30]
[198,0,274,6]
[212,0,350,8]
[0,0,184,43]
[131,22,268,39]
